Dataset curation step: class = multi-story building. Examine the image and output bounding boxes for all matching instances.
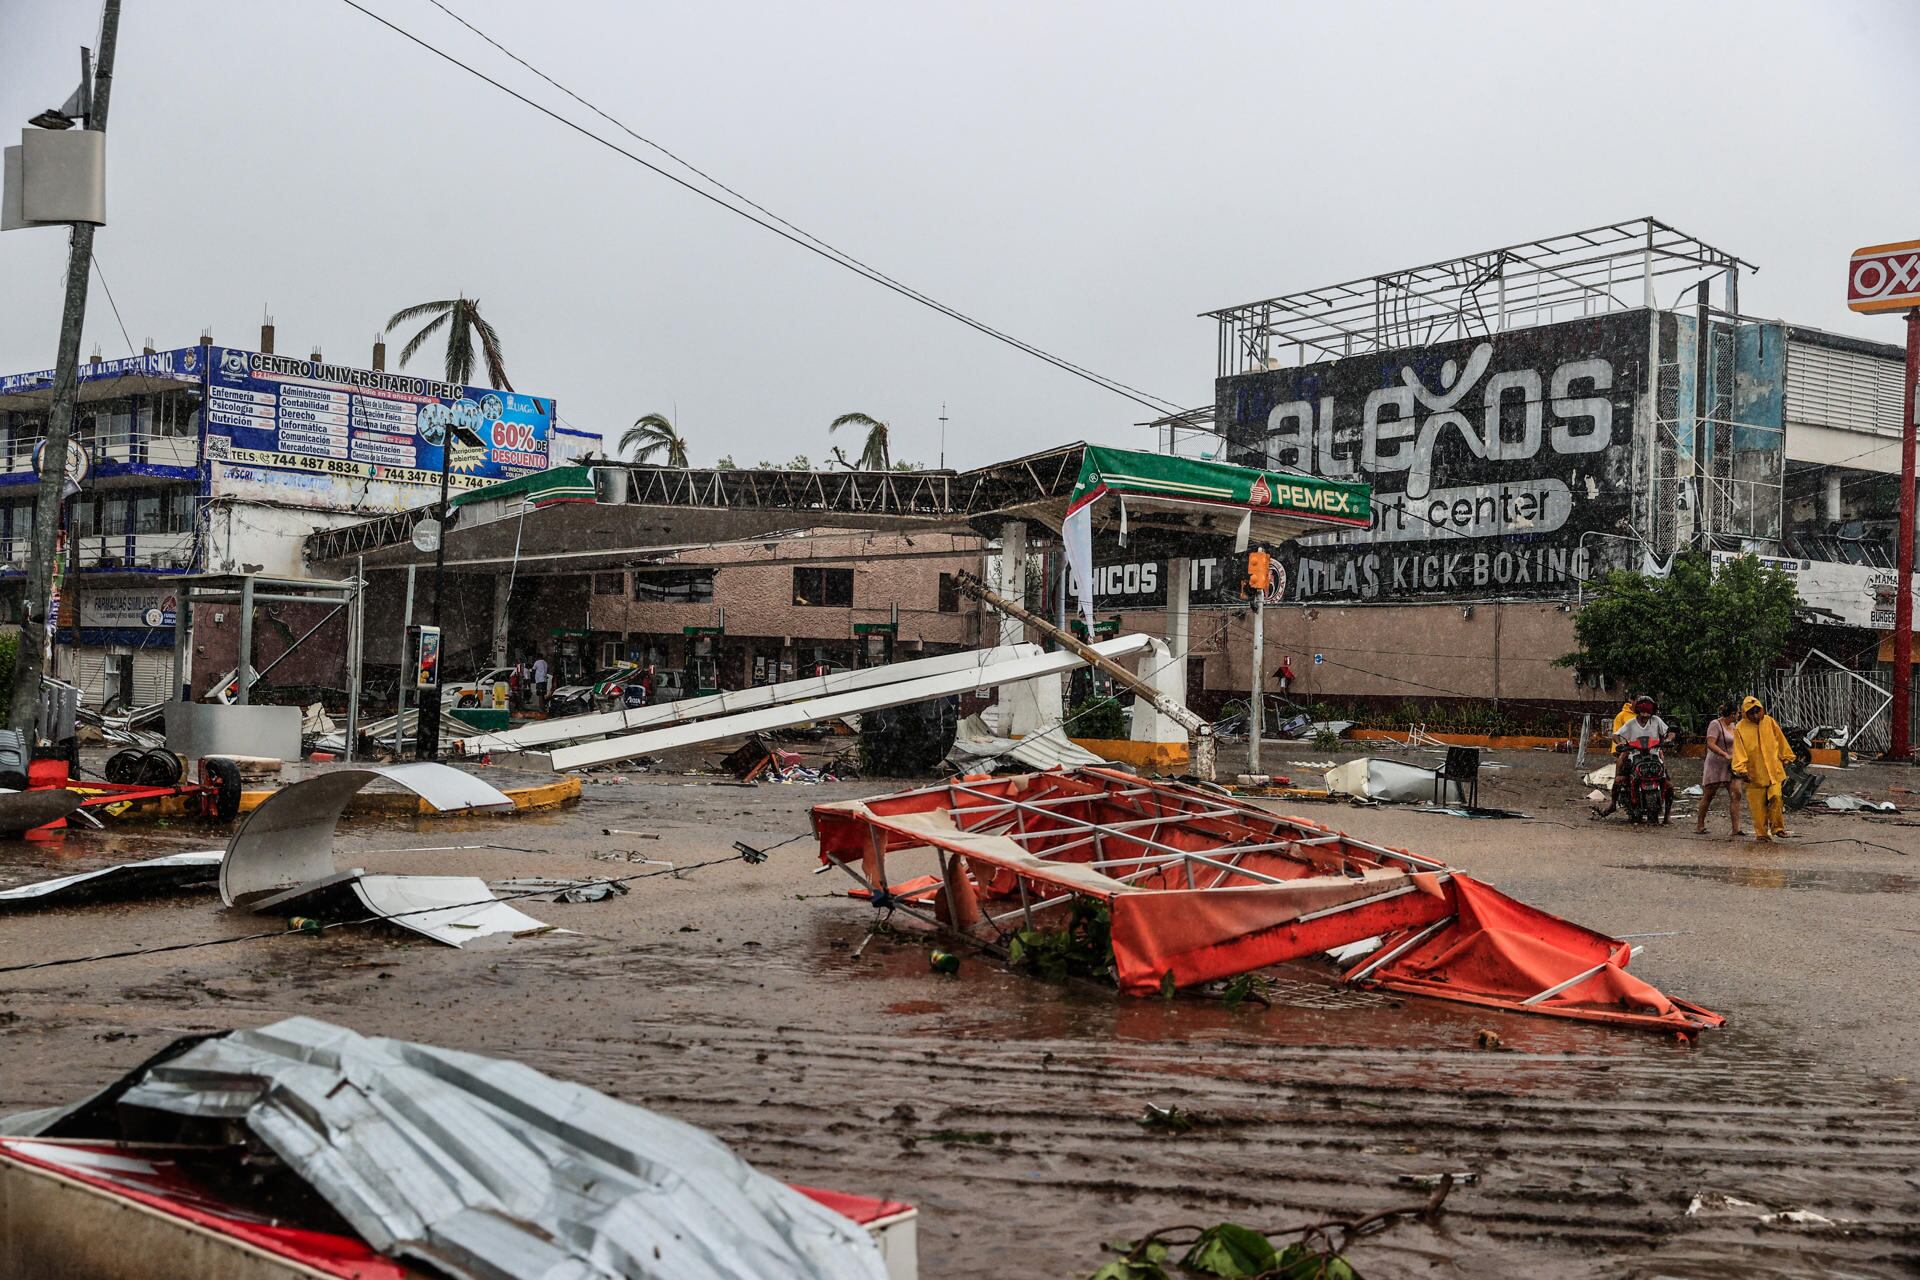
[0,327,592,706]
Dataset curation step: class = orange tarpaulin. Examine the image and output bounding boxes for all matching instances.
[813,768,1723,1035]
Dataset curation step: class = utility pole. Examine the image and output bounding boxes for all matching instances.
[938,403,948,471]
[8,0,121,736]
[1892,307,1919,760]
[415,417,484,760]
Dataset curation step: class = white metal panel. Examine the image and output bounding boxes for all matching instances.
[534,635,1152,773]
[1786,341,1905,437]
[67,649,109,708]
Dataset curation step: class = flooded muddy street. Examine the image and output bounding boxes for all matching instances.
[2,753,1917,1277]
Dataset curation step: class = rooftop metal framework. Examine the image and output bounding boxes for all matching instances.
[1206,217,1756,377]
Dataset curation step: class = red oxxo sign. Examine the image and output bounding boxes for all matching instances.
[1848,240,1920,314]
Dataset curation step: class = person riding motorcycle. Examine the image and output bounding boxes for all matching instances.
[1593,694,1672,820]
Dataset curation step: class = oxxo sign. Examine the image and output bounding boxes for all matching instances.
[1848,241,1920,314]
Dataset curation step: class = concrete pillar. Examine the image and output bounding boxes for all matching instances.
[1825,472,1843,523]
[992,520,1062,736]
[491,573,512,667]
[260,320,274,354]
[1165,556,1191,712]
[373,336,386,371]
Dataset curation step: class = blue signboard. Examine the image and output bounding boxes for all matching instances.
[200,348,553,493]
[0,346,203,394]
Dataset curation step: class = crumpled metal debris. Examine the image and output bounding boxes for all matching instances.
[495,876,632,904]
[1822,793,1897,813]
[4,1016,892,1280]
[0,850,222,908]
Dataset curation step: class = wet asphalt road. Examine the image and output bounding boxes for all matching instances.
[0,745,1916,1277]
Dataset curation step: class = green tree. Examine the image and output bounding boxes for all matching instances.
[1557,553,1797,730]
[829,411,890,470]
[385,296,512,389]
[618,412,688,466]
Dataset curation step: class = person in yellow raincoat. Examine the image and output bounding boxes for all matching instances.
[1731,695,1796,843]
[1611,700,1636,734]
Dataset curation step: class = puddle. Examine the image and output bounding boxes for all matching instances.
[1614,863,1918,894]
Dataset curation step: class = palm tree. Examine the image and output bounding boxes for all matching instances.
[385,296,513,390]
[620,412,689,466]
[829,412,890,470]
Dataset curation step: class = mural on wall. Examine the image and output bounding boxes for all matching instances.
[1216,312,1653,602]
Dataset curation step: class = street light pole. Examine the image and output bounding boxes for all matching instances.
[415,426,455,760]
[8,0,121,736]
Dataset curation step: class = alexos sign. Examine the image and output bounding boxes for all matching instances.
[1847,240,1920,314]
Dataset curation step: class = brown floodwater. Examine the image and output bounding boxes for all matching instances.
[2,755,1917,1278]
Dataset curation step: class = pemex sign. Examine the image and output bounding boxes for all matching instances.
[1847,240,1920,314]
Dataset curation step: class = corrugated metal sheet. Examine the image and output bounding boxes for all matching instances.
[945,714,1106,772]
[24,1017,892,1280]
[1786,340,1905,436]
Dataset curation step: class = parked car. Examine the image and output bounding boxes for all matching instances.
[549,664,639,716]
[620,667,690,707]
[443,666,516,710]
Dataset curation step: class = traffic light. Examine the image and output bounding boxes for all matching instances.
[1246,548,1271,597]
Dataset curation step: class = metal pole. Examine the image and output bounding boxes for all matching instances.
[1891,308,1919,761]
[954,570,1217,780]
[8,0,122,735]
[1249,593,1264,772]
[394,564,414,757]
[344,556,363,763]
[235,576,254,706]
[416,436,452,759]
[171,586,188,702]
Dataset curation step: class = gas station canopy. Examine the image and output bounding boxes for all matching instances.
[304,443,1373,576]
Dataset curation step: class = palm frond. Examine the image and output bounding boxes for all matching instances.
[444,317,476,386]
[385,299,457,329]
[829,412,884,433]
[395,310,451,369]
[468,303,513,391]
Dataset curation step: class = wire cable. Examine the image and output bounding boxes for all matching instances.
[89,252,137,359]
[334,0,1184,417]
[0,833,814,976]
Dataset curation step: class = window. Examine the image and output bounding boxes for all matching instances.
[169,489,197,533]
[938,572,961,613]
[593,572,625,595]
[151,391,199,437]
[100,498,127,536]
[70,498,97,538]
[133,494,164,535]
[792,566,853,607]
[631,569,715,603]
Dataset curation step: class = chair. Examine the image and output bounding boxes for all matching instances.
[1435,746,1480,809]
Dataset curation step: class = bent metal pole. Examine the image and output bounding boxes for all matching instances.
[954,570,1217,781]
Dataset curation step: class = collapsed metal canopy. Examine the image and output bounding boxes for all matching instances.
[304,442,1371,575]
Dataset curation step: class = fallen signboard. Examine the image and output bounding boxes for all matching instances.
[812,767,1722,1035]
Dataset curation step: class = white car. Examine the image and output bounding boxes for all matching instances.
[442,666,515,710]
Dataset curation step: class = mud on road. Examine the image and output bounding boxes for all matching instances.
[1,749,1917,1278]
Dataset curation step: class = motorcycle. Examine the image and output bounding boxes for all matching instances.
[1615,736,1673,826]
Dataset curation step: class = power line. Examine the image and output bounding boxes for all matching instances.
[334,0,1184,418]
[89,252,136,358]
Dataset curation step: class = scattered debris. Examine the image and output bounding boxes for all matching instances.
[814,768,1722,1033]
[214,764,554,947]
[0,850,222,908]
[0,1016,909,1279]
[1324,757,1467,804]
[1823,794,1897,813]
[1137,1103,1195,1134]
[495,876,633,904]
[1686,1191,1852,1231]
[944,713,1105,774]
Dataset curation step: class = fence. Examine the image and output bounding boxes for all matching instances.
[1761,666,1919,756]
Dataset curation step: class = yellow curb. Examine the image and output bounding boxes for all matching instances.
[127,777,582,820]
[1067,738,1191,770]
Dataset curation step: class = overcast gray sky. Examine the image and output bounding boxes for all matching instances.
[3,1,1917,470]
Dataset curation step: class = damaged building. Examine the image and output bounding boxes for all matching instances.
[1087,218,1909,715]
